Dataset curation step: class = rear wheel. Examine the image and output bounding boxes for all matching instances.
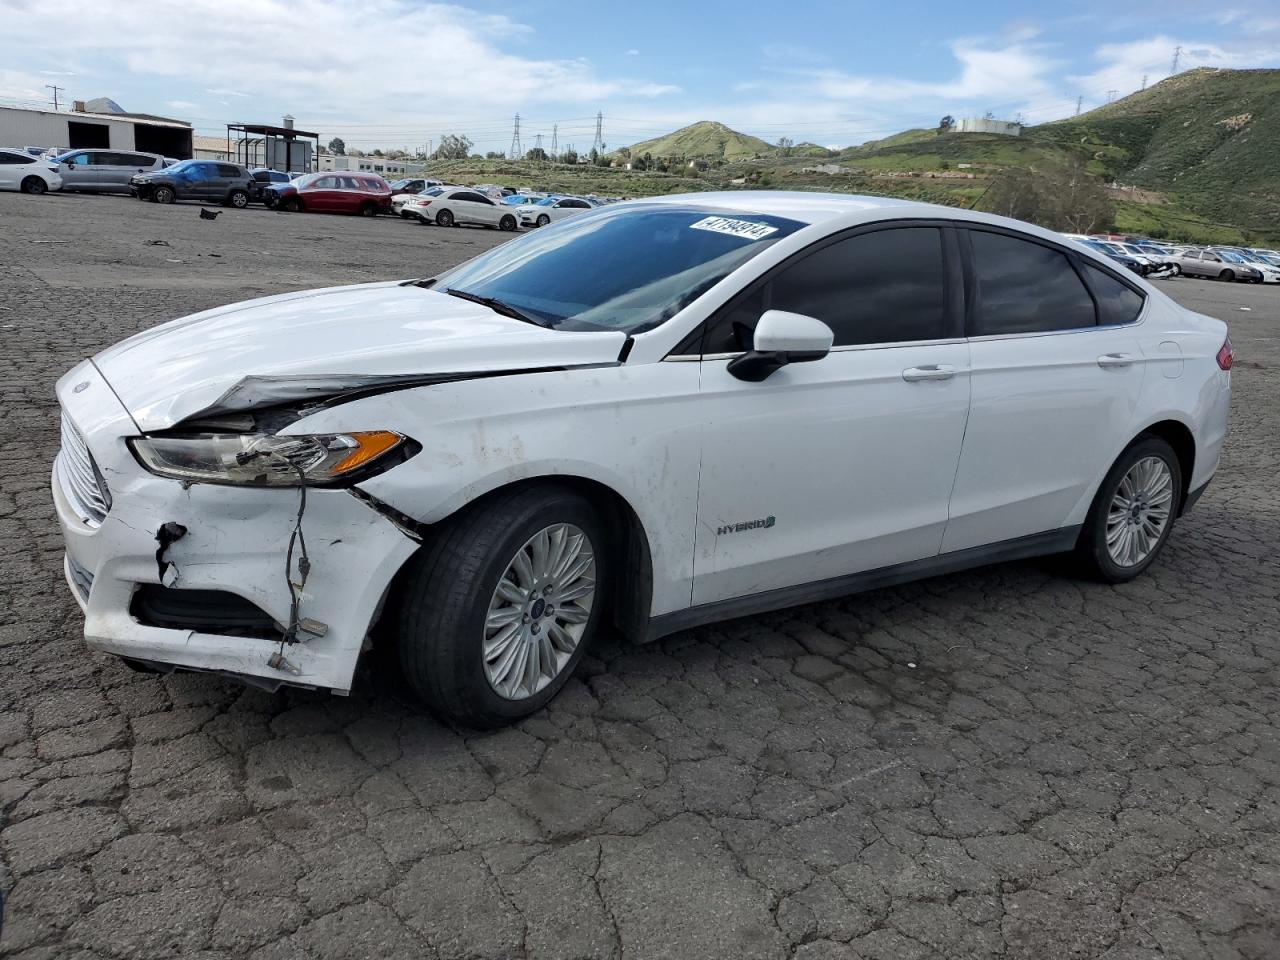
[1219,269,1235,282]
[21,176,47,195]
[499,213,517,232]
[1073,436,1182,583]
[227,189,249,209]
[395,485,607,727]
[153,185,175,204]
[435,208,455,227]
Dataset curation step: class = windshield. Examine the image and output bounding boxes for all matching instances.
[535,197,560,206]
[1218,251,1247,264]
[431,204,804,334]
[388,179,413,190]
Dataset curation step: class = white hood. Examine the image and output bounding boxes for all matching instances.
[92,281,627,431]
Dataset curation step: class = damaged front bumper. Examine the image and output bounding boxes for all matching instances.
[52,361,420,693]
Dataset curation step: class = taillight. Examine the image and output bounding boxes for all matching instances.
[1216,336,1233,371]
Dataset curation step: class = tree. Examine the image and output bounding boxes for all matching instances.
[776,136,794,156]
[588,148,600,166]
[525,147,547,162]
[432,134,473,160]
[561,149,578,165]
[981,155,1113,234]
[485,150,505,160]
[937,116,955,134]
[327,137,346,155]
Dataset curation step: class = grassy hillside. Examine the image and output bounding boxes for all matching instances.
[1030,68,1280,234]
[618,121,774,160]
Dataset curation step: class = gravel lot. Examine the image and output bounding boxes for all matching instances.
[2,191,1278,960]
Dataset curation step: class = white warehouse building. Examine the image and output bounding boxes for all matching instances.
[0,102,193,158]
[957,117,1023,137]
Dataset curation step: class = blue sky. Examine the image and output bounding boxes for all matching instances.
[2,0,1279,153]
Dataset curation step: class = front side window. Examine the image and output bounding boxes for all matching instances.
[67,153,92,166]
[432,205,802,334]
[703,226,950,353]
[969,230,1095,335]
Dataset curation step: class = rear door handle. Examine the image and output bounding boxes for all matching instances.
[902,364,956,382]
[1097,353,1135,368]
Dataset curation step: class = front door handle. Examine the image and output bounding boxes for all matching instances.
[1097,353,1135,368]
[902,364,956,382]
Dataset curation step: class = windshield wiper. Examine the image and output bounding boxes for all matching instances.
[445,288,547,327]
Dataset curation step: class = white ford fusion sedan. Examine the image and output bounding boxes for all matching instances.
[53,192,1231,726]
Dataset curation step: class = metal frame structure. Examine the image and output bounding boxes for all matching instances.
[225,121,320,173]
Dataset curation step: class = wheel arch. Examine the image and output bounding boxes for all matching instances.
[395,474,655,646]
[1135,419,1196,515]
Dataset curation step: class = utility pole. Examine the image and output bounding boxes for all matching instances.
[45,84,65,110]
[1171,45,1182,75]
[508,114,522,160]
[550,124,558,161]
[591,111,604,154]
[1140,74,1148,91]
[1075,95,1083,116]
[1106,89,1118,104]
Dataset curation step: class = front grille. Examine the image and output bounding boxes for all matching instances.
[130,585,284,640]
[56,412,110,526]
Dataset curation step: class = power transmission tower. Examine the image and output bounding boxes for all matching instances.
[1106,89,1118,104]
[532,133,543,159]
[550,124,558,160]
[591,111,604,154]
[508,114,522,160]
[1075,95,1083,116]
[1140,74,1148,91]
[45,84,64,110]
[1171,46,1182,75]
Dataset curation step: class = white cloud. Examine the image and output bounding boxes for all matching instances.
[0,0,677,130]
[625,49,639,56]
[165,100,198,110]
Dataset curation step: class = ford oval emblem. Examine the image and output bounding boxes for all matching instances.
[73,381,90,393]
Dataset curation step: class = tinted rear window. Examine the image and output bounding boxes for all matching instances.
[970,230,1095,334]
[1083,263,1145,325]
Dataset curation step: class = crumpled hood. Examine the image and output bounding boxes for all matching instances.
[93,281,626,431]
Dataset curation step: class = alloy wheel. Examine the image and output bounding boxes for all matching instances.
[1105,456,1174,567]
[483,522,596,700]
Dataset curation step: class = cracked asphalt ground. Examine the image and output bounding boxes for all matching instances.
[2,191,1278,960]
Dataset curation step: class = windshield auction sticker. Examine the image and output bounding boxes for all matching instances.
[690,216,779,241]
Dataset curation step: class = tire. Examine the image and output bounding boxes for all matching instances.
[153,185,175,204]
[536,214,550,227]
[1073,436,1182,584]
[499,214,517,232]
[359,202,377,217]
[1219,269,1234,282]
[282,197,301,212]
[21,176,47,195]
[227,189,249,209]
[1168,264,1180,277]
[435,208,454,227]
[399,210,410,219]
[395,485,608,727]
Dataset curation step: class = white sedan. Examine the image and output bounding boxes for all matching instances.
[519,195,595,227]
[52,192,1230,726]
[0,147,63,194]
[403,186,520,231]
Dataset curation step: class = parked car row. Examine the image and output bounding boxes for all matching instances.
[1063,232,1280,284]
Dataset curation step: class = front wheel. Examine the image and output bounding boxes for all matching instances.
[1219,269,1235,282]
[536,214,550,227]
[153,185,175,204]
[21,176,48,195]
[1167,264,1180,277]
[1073,436,1182,583]
[499,214,517,232]
[359,202,377,217]
[281,197,301,212]
[227,189,249,209]
[395,485,607,727]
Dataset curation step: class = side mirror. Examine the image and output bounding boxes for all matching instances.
[727,310,834,382]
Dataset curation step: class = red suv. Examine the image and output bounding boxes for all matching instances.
[269,173,392,216]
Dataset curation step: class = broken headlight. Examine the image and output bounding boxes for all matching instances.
[128,432,412,487]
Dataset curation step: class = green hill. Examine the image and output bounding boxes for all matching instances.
[1029,67,1280,234]
[620,121,774,160]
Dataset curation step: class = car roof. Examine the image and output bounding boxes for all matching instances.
[628,190,923,225]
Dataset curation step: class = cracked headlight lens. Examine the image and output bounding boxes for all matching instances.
[128,431,411,486]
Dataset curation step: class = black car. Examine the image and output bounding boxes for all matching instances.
[249,168,294,203]
[131,160,254,207]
